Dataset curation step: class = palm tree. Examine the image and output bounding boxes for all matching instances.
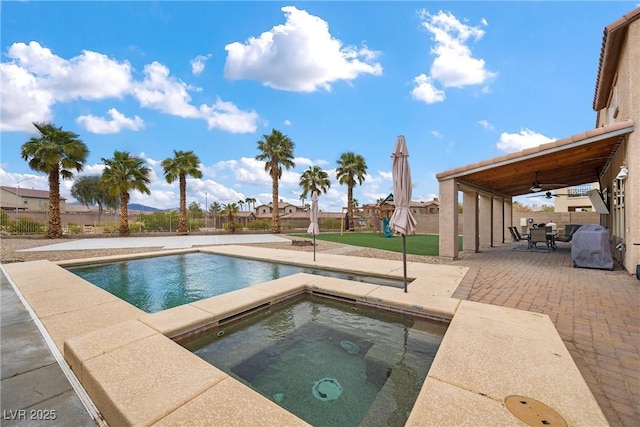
[238,200,245,211]
[255,129,295,233]
[161,150,202,235]
[336,152,368,231]
[221,202,239,232]
[21,122,89,238]
[101,151,151,236]
[210,201,222,229]
[299,165,331,200]
[245,197,256,214]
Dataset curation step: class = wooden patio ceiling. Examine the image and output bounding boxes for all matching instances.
[436,121,634,197]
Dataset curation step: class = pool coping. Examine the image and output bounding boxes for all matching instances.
[2,245,609,426]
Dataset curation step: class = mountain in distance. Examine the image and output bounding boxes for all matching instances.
[128,203,160,212]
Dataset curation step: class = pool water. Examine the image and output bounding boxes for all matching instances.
[68,252,404,313]
[183,294,447,427]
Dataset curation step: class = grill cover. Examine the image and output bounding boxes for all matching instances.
[571,224,614,270]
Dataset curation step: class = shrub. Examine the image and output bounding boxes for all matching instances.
[8,217,46,234]
[101,222,119,234]
[322,219,341,230]
[67,222,83,234]
[247,220,271,231]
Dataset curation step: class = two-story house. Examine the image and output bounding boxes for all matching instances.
[0,186,66,212]
[436,7,639,276]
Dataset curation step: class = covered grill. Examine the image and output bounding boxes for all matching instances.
[571,224,614,270]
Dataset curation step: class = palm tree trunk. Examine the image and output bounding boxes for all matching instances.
[178,174,188,235]
[47,168,63,238]
[119,192,130,236]
[272,174,280,233]
[348,184,354,231]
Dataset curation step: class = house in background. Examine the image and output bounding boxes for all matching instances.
[437,7,639,276]
[0,186,66,212]
[254,201,305,218]
[553,184,599,212]
[362,199,440,218]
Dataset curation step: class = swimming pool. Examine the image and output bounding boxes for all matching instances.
[68,252,405,313]
[182,294,447,427]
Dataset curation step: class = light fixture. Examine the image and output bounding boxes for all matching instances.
[530,183,543,192]
[530,171,543,192]
[616,165,628,180]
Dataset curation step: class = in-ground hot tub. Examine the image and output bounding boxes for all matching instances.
[181,293,447,427]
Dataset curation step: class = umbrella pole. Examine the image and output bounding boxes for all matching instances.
[402,235,407,292]
[313,235,316,262]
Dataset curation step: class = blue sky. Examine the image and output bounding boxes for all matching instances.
[1,1,636,212]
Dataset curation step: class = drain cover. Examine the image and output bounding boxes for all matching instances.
[340,340,360,355]
[312,378,343,401]
[505,395,567,426]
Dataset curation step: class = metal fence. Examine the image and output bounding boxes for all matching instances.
[1,209,601,237]
[0,209,337,235]
[0,210,209,235]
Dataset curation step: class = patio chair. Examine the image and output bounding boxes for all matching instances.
[528,228,549,251]
[513,227,529,241]
[508,227,523,242]
[555,224,581,243]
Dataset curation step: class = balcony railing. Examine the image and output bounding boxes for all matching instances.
[567,185,592,197]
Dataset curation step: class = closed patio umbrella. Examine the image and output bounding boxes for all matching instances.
[307,191,320,261]
[389,135,417,292]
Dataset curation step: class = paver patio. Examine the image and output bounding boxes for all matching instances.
[448,242,639,427]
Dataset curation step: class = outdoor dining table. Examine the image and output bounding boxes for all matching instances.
[546,232,558,249]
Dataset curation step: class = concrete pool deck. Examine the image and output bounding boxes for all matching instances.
[1,243,612,426]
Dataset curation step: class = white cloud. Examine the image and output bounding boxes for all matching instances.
[478,119,494,130]
[0,168,47,190]
[0,41,131,132]
[77,163,106,176]
[378,171,392,181]
[77,108,145,134]
[0,63,54,131]
[224,6,382,92]
[191,54,212,75]
[132,61,200,118]
[132,62,258,133]
[7,42,132,101]
[197,179,246,205]
[199,99,258,133]
[284,119,292,126]
[412,10,495,104]
[1,42,257,134]
[496,128,555,153]
[411,74,445,104]
[430,130,443,138]
[293,157,329,167]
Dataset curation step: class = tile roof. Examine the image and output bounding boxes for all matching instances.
[593,7,640,111]
[1,186,66,200]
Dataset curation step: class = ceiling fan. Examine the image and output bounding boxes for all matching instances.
[529,171,567,192]
[527,191,569,200]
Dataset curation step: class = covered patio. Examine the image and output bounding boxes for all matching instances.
[436,120,634,268]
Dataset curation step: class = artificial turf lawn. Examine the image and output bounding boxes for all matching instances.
[289,232,463,256]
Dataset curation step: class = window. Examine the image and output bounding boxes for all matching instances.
[38,199,44,205]
[23,198,28,204]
